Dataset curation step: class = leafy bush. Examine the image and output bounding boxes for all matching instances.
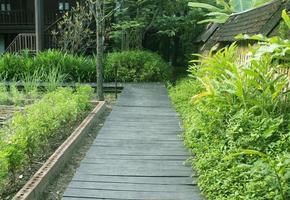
[0,50,96,83]
[0,50,171,83]
[169,44,290,200]
[0,86,93,193]
[31,50,96,82]
[104,50,172,82]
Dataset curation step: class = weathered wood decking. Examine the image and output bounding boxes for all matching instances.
[62,83,203,200]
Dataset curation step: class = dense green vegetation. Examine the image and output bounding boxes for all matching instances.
[0,51,96,83]
[169,40,290,199]
[0,86,93,195]
[1,0,289,198]
[0,50,171,83]
[104,50,171,82]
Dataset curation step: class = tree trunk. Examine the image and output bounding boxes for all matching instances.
[96,0,104,101]
[35,0,44,52]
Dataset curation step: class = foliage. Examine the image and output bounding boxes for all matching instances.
[0,49,171,83]
[189,0,271,24]
[53,2,95,54]
[169,42,290,199]
[0,86,93,194]
[0,50,96,83]
[111,0,206,66]
[104,50,172,82]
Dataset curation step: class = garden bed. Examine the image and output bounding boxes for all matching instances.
[12,101,106,200]
[0,106,24,126]
[0,86,101,200]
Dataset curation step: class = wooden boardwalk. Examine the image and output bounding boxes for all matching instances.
[63,83,203,200]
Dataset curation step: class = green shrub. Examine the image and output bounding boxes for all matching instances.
[169,44,290,200]
[0,50,172,83]
[0,53,28,80]
[0,86,93,193]
[0,50,96,83]
[104,50,172,82]
[31,50,96,82]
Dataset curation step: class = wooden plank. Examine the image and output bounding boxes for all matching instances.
[71,174,197,185]
[82,159,189,167]
[77,162,192,171]
[62,84,202,200]
[91,143,185,149]
[85,150,188,156]
[67,181,196,192]
[63,188,202,200]
[76,167,192,177]
[83,155,189,161]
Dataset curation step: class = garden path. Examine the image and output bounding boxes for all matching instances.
[62,83,203,200]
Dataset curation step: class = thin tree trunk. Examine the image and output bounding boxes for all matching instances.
[96,0,104,101]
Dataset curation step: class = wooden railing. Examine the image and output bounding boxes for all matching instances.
[6,33,36,53]
[0,10,34,25]
[0,10,64,25]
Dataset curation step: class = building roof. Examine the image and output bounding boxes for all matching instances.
[195,23,219,43]
[200,0,289,51]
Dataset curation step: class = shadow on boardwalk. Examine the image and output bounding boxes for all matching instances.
[63,83,203,200]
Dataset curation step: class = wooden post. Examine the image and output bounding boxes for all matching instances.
[35,0,44,52]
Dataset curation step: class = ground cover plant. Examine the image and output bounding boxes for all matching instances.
[0,85,93,197]
[169,37,290,199]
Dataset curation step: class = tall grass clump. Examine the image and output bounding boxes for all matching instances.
[0,50,96,83]
[169,42,290,200]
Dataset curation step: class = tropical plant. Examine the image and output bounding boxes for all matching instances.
[169,15,290,198]
[188,0,271,24]
[170,44,290,199]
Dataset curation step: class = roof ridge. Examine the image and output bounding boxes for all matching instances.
[229,0,282,16]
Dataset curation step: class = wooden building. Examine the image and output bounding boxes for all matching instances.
[196,0,290,55]
[0,0,77,54]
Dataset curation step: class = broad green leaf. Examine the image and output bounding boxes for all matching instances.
[217,0,232,12]
[205,12,229,17]
[253,0,271,7]
[188,2,223,12]
[198,16,228,24]
[230,0,254,12]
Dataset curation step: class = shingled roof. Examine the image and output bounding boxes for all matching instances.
[195,23,219,43]
[200,0,290,51]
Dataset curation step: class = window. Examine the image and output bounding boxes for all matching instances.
[1,4,5,11]
[58,1,70,11]
[64,2,69,10]
[0,0,11,12]
[58,2,64,11]
[6,3,10,11]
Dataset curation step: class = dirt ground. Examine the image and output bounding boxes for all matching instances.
[42,94,116,200]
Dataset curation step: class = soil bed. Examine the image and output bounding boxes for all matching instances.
[42,93,116,200]
[2,108,91,200]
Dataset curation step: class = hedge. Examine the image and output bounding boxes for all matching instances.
[104,50,172,82]
[0,50,172,83]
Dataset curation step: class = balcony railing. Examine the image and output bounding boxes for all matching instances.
[0,10,64,25]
